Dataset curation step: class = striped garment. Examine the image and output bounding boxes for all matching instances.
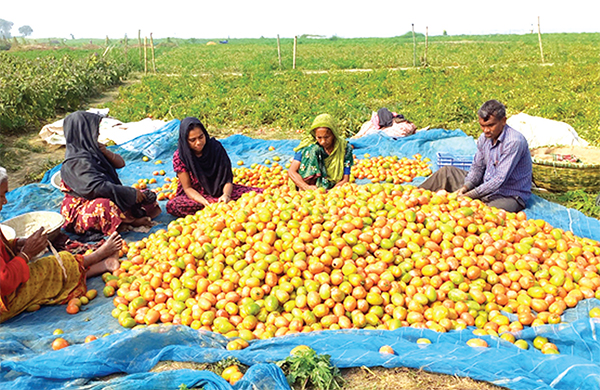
[464,125,532,203]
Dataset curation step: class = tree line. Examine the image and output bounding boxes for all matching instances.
[0,19,33,39]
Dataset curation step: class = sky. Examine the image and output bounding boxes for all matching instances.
[2,0,598,40]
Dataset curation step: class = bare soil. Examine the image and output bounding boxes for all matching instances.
[149,361,507,390]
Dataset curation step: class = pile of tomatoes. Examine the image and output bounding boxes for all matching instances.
[233,162,289,190]
[101,181,600,356]
[351,154,432,184]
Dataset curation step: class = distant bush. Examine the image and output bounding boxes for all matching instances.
[0,52,131,132]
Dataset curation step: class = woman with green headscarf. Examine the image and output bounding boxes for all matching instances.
[288,113,354,191]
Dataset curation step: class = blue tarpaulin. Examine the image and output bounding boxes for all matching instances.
[1,120,600,390]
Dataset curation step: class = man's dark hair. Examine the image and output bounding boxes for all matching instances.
[478,100,506,121]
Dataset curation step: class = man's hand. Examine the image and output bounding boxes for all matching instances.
[455,186,468,196]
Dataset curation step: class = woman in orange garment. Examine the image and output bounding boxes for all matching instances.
[0,166,123,323]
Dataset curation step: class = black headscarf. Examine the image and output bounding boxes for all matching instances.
[177,117,233,198]
[60,111,138,212]
[377,108,394,128]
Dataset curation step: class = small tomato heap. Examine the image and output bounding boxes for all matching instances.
[152,177,178,201]
[105,182,600,355]
[233,162,289,190]
[351,154,432,184]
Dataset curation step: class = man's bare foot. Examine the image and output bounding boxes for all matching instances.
[86,257,120,278]
[82,232,123,267]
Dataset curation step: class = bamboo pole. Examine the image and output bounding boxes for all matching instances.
[138,30,143,64]
[277,34,282,69]
[144,36,148,74]
[412,24,416,67]
[293,35,297,70]
[424,26,429,67]
[150,33,156,73]
[124,34,128,63]
[537,16,545,63]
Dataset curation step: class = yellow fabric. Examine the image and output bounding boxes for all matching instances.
[294,113,348,184]
[0,251,86,323]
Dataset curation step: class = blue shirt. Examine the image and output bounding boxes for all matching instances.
[464,125,532,203]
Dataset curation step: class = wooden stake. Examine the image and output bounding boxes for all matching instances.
[124,34,128,63]
[412,24,416,67]
[537,16,545,63]
[138,30,143,64]
[293,35,297,70]
[277,34,282,69]
[150,33,156,73]
[144,36,148,74]
[424,26,429,67]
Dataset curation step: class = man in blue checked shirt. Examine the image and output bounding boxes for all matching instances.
[420,100,532,212]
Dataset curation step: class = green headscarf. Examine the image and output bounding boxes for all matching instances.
[294,113,348,185]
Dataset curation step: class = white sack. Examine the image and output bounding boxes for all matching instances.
[507,112,589,149]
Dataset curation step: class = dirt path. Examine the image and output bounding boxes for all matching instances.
[3,74,141,191]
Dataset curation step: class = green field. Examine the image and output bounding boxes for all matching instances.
[0,49,132,131]
[1,33,599,215]
[97,34,600,144]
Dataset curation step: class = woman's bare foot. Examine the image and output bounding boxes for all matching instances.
[86,257,120,278]
[145,202,162,219]
[82,231,123,268]
[131,216,153,228]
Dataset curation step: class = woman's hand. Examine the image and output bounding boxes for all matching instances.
[135,189,146,203]
[218,183,233,203]
[20,227,48,262]
[287,160,316,191]
[218,193,231,203]
[99,142,126,169]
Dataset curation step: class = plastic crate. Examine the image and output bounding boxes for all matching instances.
[436,152,474,171]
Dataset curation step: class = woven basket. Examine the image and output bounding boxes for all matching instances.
[531,158,600,192]
[1,211,64,240]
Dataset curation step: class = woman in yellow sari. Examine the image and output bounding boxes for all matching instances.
[0,166,122,323]
[288,113,354,191]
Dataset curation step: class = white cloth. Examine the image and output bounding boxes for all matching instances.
[506,113,589,149]
[38,109,166,146]
[352,111,417,139]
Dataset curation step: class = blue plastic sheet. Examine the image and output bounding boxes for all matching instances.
[2,120,600,390]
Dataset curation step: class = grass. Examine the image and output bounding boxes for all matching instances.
[22,158,62,184]
[13,138,45,153]
[534,189,600,219]
[0,143,21,172]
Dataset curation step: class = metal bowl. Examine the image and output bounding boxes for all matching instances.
[1,211,65,240]
[51,171,62,190]
[0,224,16,240]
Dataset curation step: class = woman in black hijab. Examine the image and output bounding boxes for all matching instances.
[60,111,161,235]
[166,117,262,217]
